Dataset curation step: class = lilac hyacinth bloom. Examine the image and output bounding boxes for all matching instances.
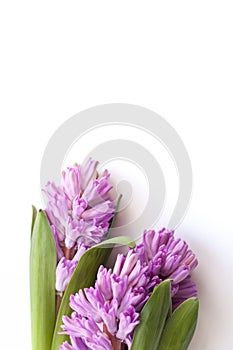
[60,249,159,349]
[44,158,115,257]
[60,229,198,349]
[43,158,115,293]
[60,265,140,349]
[134,228,198,308]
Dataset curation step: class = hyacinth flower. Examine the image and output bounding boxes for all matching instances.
[134,228,198,309]
[30,159,199,350]
[30,158,136,350]
[43,158,115,296]
[60,229,198,350]
[60,266,140,349]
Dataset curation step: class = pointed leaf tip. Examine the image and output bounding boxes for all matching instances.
[157,297,199,350]
[31,205,37,238]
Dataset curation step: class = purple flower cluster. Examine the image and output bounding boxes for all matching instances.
[60,229,198,349]
[60,262,140,350]
[43,158,115,292]
[135,228,198,308]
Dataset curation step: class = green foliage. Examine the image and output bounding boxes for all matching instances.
[30,210,57,350]
[131,280,171,350]
[157,298,199,350]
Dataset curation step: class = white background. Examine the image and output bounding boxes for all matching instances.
[1,1,233,349]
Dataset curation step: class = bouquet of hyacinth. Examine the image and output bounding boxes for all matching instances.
[30,158,199,350]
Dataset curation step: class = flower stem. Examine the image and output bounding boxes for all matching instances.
[56,292,63,316]
[63,245,75,260]
[103,324,123,350]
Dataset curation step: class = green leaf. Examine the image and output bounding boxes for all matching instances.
[131,280,171,350]
[31,205,37,238]
[30,210,57,350]
[157,298,199,350]
[51,235,135,350]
